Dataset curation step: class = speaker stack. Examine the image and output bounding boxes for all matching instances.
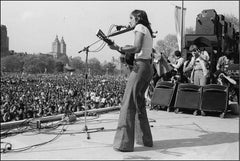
[200,84,229,118]
[151,81,177,112]
[173,83,202,115]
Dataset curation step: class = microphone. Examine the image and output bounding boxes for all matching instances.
[115,25,128,31]
[78,50,83,53]
[78,47,89,53]
[108,26,134,37]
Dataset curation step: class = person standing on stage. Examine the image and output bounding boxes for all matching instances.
[108,9,154,152]
[183,52,193,83]
[170,50,185,83]
[188,44,209,86]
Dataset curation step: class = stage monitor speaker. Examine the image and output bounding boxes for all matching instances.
[151,81,177,109]
[201,84,228,118]
[174,83,202,115]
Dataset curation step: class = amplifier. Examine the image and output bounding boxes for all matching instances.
[201,84,228,118]
[174,83,202,115]
[151,81,177,111]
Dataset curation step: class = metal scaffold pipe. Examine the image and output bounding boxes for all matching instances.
[1,106,120,131]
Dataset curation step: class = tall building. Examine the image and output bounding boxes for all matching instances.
[60,36,66,55]
[51,35,67,58]
[51,35,61,58]
[1,25,9,56]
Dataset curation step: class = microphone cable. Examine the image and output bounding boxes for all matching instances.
[1,124,67,153]
[90,24,115,53]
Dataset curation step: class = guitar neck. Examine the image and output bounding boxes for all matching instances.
[96,29,125,55]
[108,27,134,37]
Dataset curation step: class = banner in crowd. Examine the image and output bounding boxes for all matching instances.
[174,5,186,51]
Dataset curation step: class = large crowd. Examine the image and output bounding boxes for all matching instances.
[1,45,239,123]
[1,73,126,122]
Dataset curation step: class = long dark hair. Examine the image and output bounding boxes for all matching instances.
[131,9,154,38]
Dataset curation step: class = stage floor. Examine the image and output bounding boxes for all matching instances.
[1,108,239,160]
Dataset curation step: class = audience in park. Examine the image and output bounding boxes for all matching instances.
[0,73,126,122]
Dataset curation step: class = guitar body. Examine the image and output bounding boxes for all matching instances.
[119,45,135,66]
[125,53,135,66]
[120,53,135,66]
[96,29,135,67]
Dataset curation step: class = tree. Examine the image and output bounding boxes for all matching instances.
[103,62,116,75]
[1,55,23,72]
[23,56,43,73]
[185,26,195,34]
[22,54,55,74]
[58,55,69,65]
[224,14,239,32]
[155,34,178,57]
[69,56,84,71]
[155,40,169,55]
[44,56,55,73]
[55,61,64,73]
[37,54,56,73]
[88,58,102,75]
[164,34,178,49]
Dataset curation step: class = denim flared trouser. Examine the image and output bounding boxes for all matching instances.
[113,59,153,151]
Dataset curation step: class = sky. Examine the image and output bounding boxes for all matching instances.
[1,1,239,63]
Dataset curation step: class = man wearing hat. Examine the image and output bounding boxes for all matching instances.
[188,44,209,86]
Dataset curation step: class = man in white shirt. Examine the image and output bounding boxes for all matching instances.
[171,50,184,71]
[188,45,209,86]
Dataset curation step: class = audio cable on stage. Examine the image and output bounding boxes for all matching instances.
[1,124,67,153]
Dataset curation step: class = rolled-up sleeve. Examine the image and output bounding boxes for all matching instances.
[134,24,147,34]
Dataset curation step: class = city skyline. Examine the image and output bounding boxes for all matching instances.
[1,1,239,62]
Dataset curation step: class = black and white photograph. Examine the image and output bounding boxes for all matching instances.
[1,1,239,160]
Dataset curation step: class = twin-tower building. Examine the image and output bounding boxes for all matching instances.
[1,24,67,59]
[51,35,67,58]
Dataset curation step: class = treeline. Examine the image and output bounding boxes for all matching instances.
[0,52,129,76]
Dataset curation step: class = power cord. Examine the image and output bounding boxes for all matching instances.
[1,124,66,153]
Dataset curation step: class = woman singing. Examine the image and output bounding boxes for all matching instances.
[108,9,154,152]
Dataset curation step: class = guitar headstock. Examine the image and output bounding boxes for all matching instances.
[96,29,114,45]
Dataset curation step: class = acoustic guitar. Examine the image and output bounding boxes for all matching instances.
[96,29,135,67]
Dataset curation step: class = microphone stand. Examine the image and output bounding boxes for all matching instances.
[78,27,134,139]
[78,43,104,139]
